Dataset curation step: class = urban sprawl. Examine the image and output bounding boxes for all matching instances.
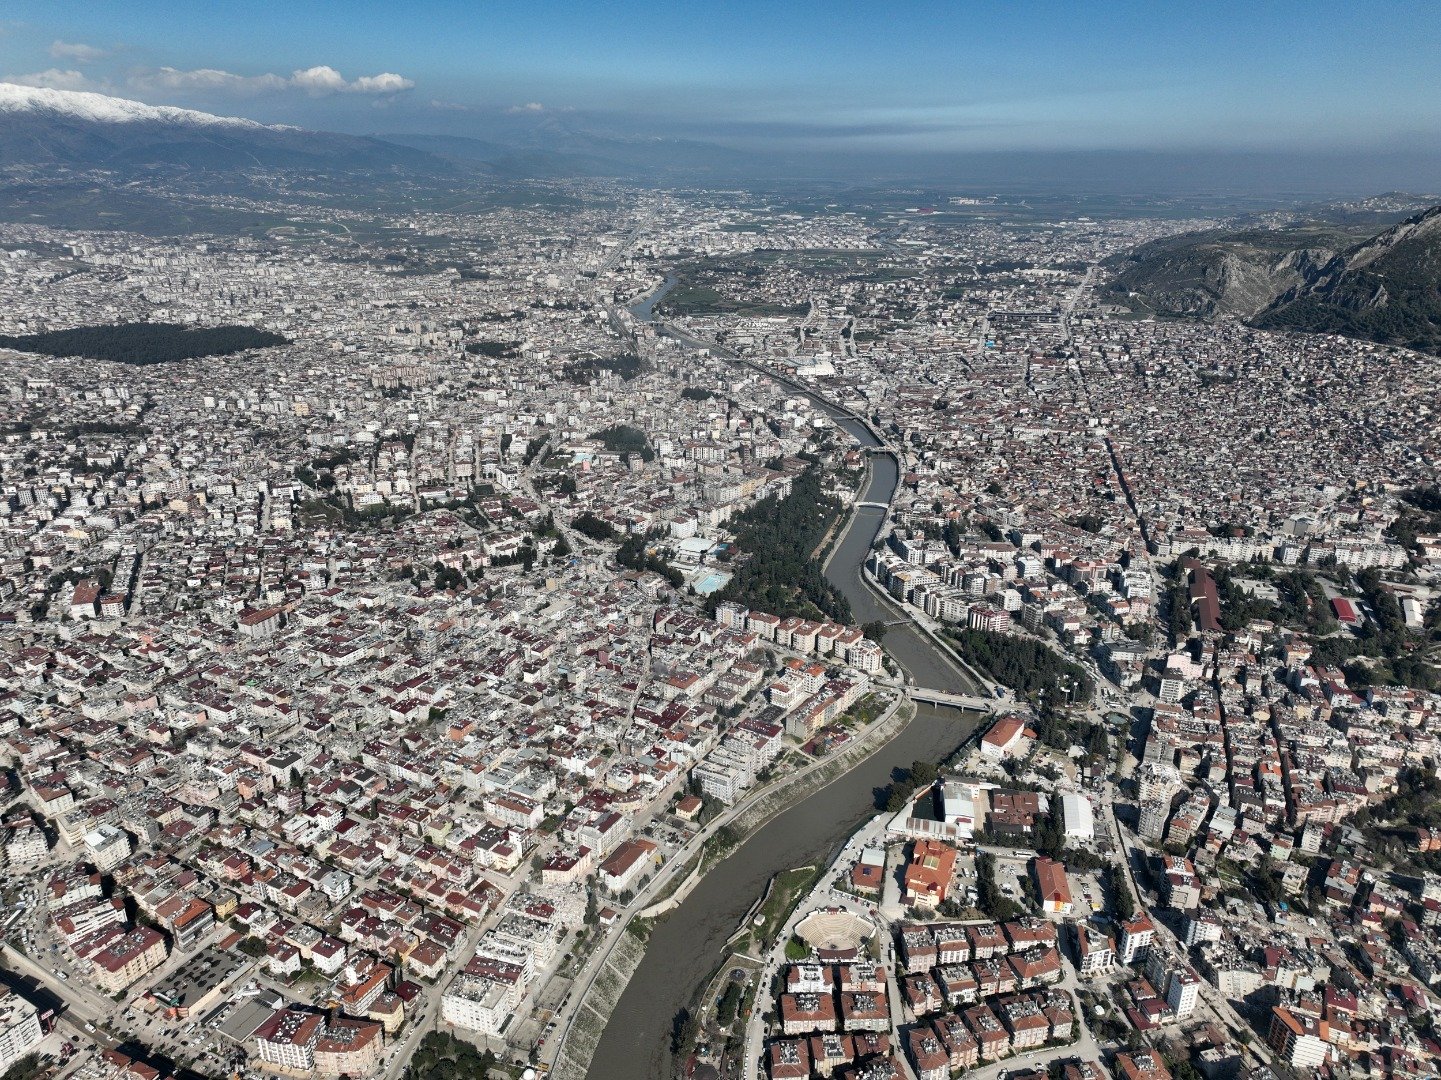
[1,180,1440,1080]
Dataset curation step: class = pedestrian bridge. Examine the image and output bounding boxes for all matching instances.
[854,501,889,510]
[909,687,997,711]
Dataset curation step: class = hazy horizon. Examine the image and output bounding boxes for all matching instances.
[4,0,1440,193]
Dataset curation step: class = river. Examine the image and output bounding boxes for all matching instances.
[582,284,983,1080]
[627,273,678,322]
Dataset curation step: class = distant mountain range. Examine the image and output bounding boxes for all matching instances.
[0,83,436,171]
[0,82,746,179]
[5,82,1441,352]
[1106,201,1441,354]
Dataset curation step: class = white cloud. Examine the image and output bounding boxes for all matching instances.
[49,40,108,63]
[131,64,414,97]
[508,101,547,114]
[6,68,100,91]
[349,72,413,94]
[288,65,350,94]
[136,67,288,95]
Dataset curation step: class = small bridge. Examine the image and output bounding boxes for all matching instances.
[854,501,889,510]
[909,687,997,711]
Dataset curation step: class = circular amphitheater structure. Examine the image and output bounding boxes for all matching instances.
[794,907,874,952]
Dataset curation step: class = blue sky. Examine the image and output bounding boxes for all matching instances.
[4,0,1440,155]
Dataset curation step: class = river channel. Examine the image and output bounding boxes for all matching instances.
[581,283,984,1080]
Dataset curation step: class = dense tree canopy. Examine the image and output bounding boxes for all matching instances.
[616,532,684,588]
[591,423,655,462]
[565,352,643,383]
[944,627,1092,705]
[0,322,287,364]
[403,1032,495,1080]
[708,467,851,623]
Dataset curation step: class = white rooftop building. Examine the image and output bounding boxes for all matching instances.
[1060,792,1095,841]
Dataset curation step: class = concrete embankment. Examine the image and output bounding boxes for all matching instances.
[558,698,913,1079]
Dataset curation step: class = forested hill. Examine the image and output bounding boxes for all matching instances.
[1253,204,1441,355]
[1105,202,1441,355]
[0,322,288,364]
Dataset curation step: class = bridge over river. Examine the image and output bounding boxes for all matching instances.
[908,687,999,711]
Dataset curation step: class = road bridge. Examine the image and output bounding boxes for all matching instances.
[854,500,889,510]
[908,687,998,711]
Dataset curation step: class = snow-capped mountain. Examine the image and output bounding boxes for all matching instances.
[0,82,437,171]
[0,83,285,130]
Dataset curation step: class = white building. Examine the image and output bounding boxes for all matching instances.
[1269,1007,1331,1069]
[4,822,48,867]
[0,990,44,1073]
[1060,793,1094,841]
[940,782,976,834]
[1165,971,1200,1019]
[254,1008,323,1072]
[441,966,524,1036]
[84,824,132,873]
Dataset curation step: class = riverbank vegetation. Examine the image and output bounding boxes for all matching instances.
[879,759,939,813]
[707,467,852,623]
[942,627,1093,706]
[751,864,821,946]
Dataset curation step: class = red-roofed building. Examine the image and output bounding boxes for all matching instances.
[903,840,957,908]
[1032,857,1072,916]
[980,716,1027,761]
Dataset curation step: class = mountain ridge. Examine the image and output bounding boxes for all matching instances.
[1106,203,1441,353]
[0,83,292,131]
[1253,204,1441,353]
[0,81,438,172]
